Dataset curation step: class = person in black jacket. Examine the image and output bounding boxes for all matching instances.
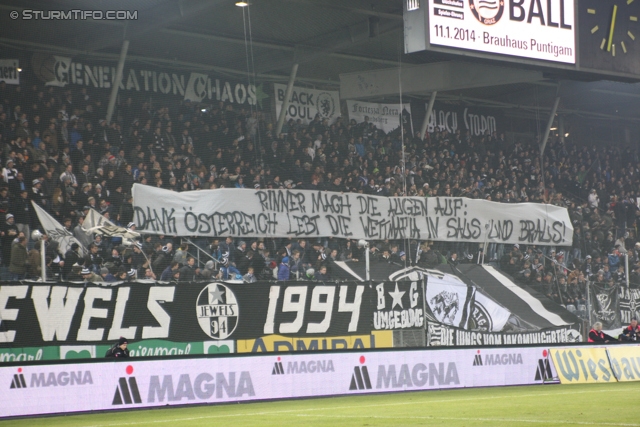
[62,243,81,279]
[106,337,130,358]
[619,318,640,342]
[1,213,18,266]
[119,195,134,225]
[152,244,171,273]
[12,189,31,241]
[179,256,198,282]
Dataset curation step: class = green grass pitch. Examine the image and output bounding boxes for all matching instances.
[1,383,636,427]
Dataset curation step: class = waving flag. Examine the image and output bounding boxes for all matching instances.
[31,201,85,256]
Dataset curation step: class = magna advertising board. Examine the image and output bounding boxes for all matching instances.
[0,346,556,417]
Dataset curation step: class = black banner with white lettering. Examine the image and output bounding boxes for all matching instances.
[426,322,583,347]
[0,280,424,349]
[619,287,640,325]
[21,52,268,107]
[426,102,503,137]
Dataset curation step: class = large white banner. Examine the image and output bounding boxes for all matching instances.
[346,100,412,134]
[0,60,20,85]
[428,0,576,64]
[132,184,573,246]
[0,346,556,417]
[274,84,340,125]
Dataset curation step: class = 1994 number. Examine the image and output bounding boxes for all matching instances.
[263,285,364,334]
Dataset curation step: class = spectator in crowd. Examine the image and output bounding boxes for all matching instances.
[100,267,117,282]
[105,337,130,358]
[278,256,290,281]
[314,264,329,281]
[243,266,257,283]
[1,213,18,266]
[81,266,103,283]
[179,256,197,281]
[199,260,217,280]
[0,73,638,326]
[9,235,28,280]
[160,261,180,281]
[143,268,156,280]
[218,257,240,280]
[619,318,640,342]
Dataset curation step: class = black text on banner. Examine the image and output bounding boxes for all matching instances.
[132,185,573,246]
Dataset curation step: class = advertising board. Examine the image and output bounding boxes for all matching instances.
[0,345,555,417]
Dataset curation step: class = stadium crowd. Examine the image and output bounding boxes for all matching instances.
[0,78,639,301]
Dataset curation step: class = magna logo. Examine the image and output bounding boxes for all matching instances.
[9,368,26,389]
[112,365,255,404]
[196,283,239,340]
[113,365,142,405]
[272,357,285,375]
[273,356,335,375]
[349,356,460,391]
[148,371,254,402]
[534,349,554,382]
[10,367,93,389]
[349,356,372,390]
[472,350,523,366]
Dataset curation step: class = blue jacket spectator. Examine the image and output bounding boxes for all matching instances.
[278,257,290,281]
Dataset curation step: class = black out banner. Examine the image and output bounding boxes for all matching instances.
[589,284,621,330]
[0,281,424,348]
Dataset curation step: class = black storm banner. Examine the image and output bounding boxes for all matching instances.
[0,281,424,348]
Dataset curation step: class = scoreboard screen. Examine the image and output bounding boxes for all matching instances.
[404,0,640,80]
[428,0,575,64]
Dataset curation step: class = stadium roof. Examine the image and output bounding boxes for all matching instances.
[1,0,639,123]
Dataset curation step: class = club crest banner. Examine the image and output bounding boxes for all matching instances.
[274,84,340,125]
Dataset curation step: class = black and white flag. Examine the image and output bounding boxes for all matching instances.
[589,284,620,330]
[31,201,85,256]
[424,274,475,329]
